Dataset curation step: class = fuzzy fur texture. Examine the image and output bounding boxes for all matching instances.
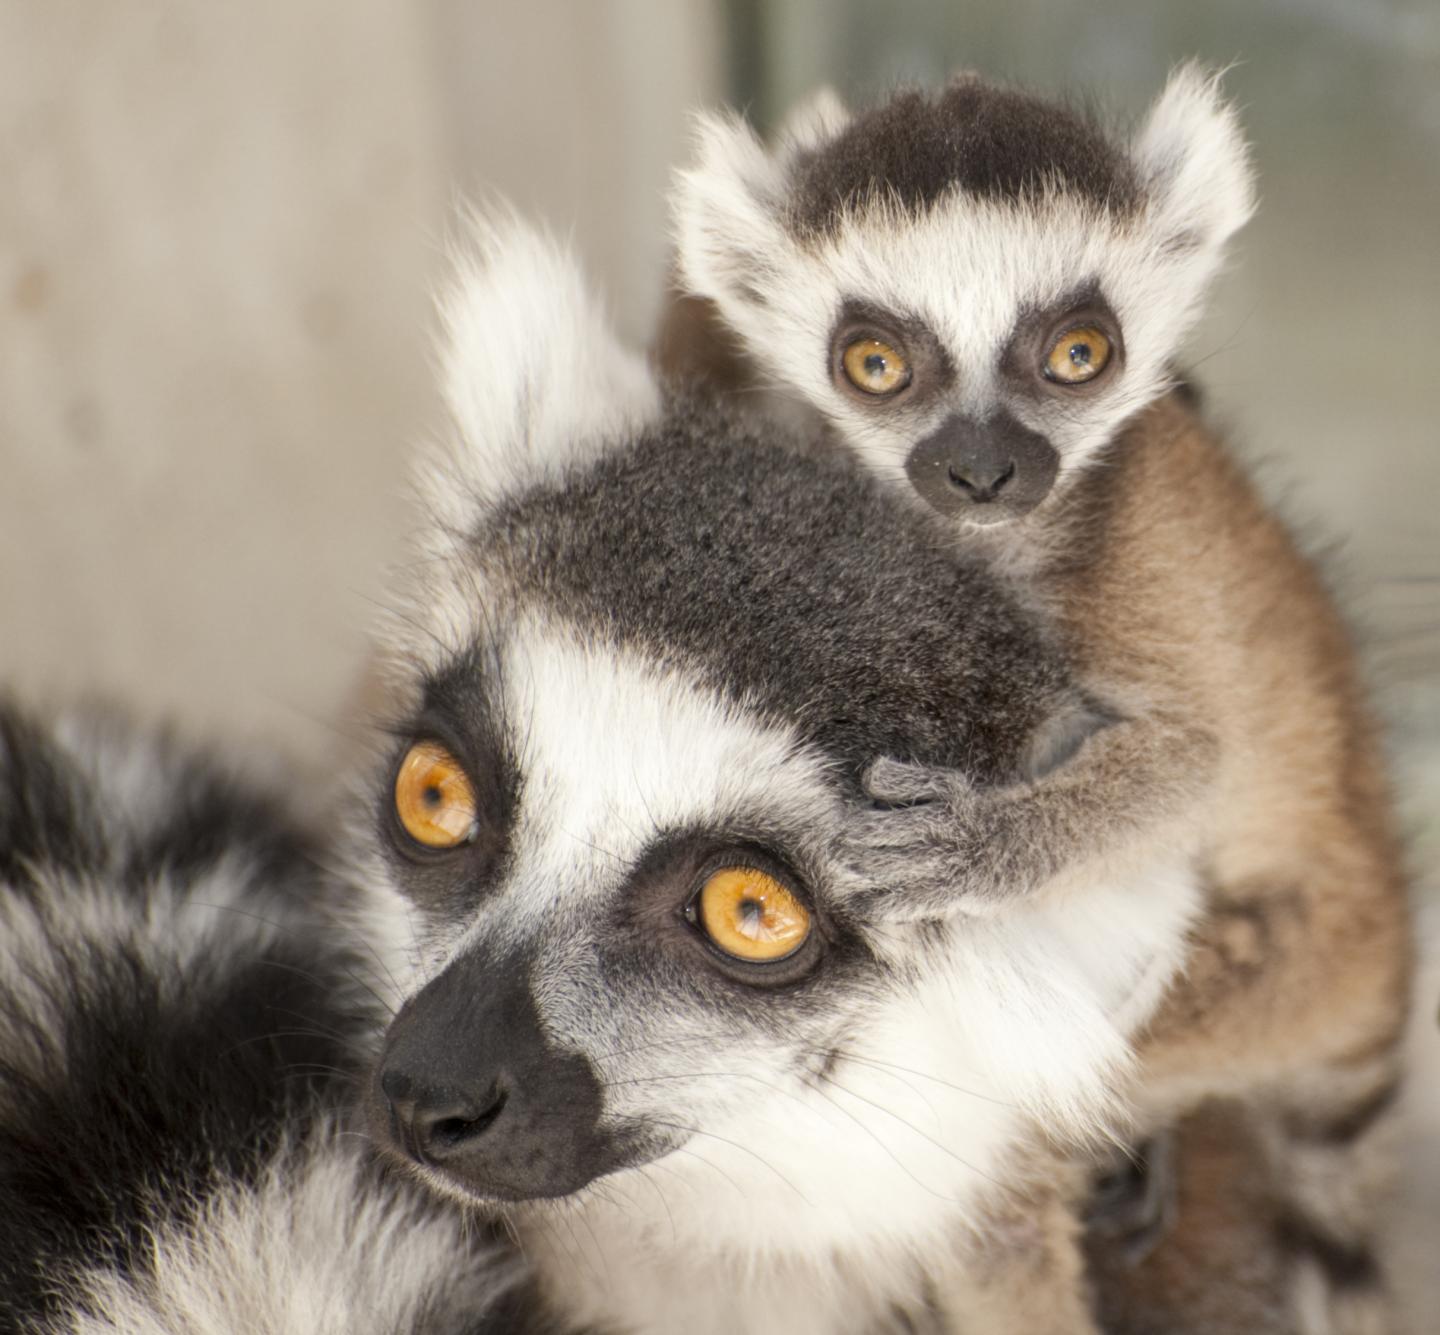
[672,64,1253,505]
[0,703,516,1333]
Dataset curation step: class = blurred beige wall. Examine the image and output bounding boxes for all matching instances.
[0,0,721,760]
[6,1,1430,764]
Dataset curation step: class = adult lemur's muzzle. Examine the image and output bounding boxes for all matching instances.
[371,947,612,1201]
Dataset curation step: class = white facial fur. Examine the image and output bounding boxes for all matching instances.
[672,64,1255,506]
[378,619,1200,1332]
[373,217,1205,1332]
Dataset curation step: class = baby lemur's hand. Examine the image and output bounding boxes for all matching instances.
[843,707,1209,919]
[841,756,1028,915]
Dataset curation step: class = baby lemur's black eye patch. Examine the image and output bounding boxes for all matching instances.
[1003,285,1124,396]
[829,299,952,406]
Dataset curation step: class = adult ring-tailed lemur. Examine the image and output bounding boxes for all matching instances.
[5,214,1210,1334]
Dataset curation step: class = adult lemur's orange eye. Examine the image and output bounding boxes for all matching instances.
[394,741,477,849]
[1044,326,1112,384]
[841,338,912,396]
[697,867,811,962]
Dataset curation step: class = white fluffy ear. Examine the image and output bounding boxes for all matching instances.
[1132,64,1256,255]
[775,84,849,161]
[428,207,658,523]
[671,110,793,317]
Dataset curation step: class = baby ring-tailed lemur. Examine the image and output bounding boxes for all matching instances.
[669,65,1413,1329]
[4,221,1205,1334]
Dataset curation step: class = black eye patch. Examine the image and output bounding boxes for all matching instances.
[827,297,954,407]
[377,653,520,909]
[1001,283,1124,397]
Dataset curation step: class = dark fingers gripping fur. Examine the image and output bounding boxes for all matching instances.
[1085,1087,1404,1335]
[0,702,519,1333]
[842,696,1216,917]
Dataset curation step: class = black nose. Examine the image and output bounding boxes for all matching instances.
[905,411,1059,520]
[380,1068,508,1164]
[947,456,1015,503]
[368,948,611,1201]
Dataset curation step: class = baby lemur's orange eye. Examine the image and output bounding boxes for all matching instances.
[841,338,911,396]
[1044,326,1112,384]
[394,741,477,849]
[697,867,811,962]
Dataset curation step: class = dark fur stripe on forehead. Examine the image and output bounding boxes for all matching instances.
[479,394,1075,786]
[786,79,1139,236]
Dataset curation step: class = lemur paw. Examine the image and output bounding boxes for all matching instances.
[860,755,967,807]
[839,758,1007,911]
[1084,1131,1177,1266]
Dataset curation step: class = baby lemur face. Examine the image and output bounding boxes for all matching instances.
[362,219,1199,1259]
[674,66,1254,525]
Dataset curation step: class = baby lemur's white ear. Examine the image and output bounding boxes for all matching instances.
[1132,64,1255,258]
[775,85,850,159]
[427,206,658,525]
[671,110,795,317]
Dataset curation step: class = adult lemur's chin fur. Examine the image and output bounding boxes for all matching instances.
[669,67,1412,1333]
[359,215,1201,1335]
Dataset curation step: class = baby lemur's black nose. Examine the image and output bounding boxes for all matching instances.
[380,1067,508,1163]
[947,455,1016,502]
[905,411,1059,520]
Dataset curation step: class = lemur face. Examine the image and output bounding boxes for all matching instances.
[674,67,1254,525]
[807,224,1133,525]
[370,630,871,1206]
[363,218,1198,1256]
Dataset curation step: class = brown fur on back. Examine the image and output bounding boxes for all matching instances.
[1022,391,1411,1329]
[1053,393,1410,1095]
